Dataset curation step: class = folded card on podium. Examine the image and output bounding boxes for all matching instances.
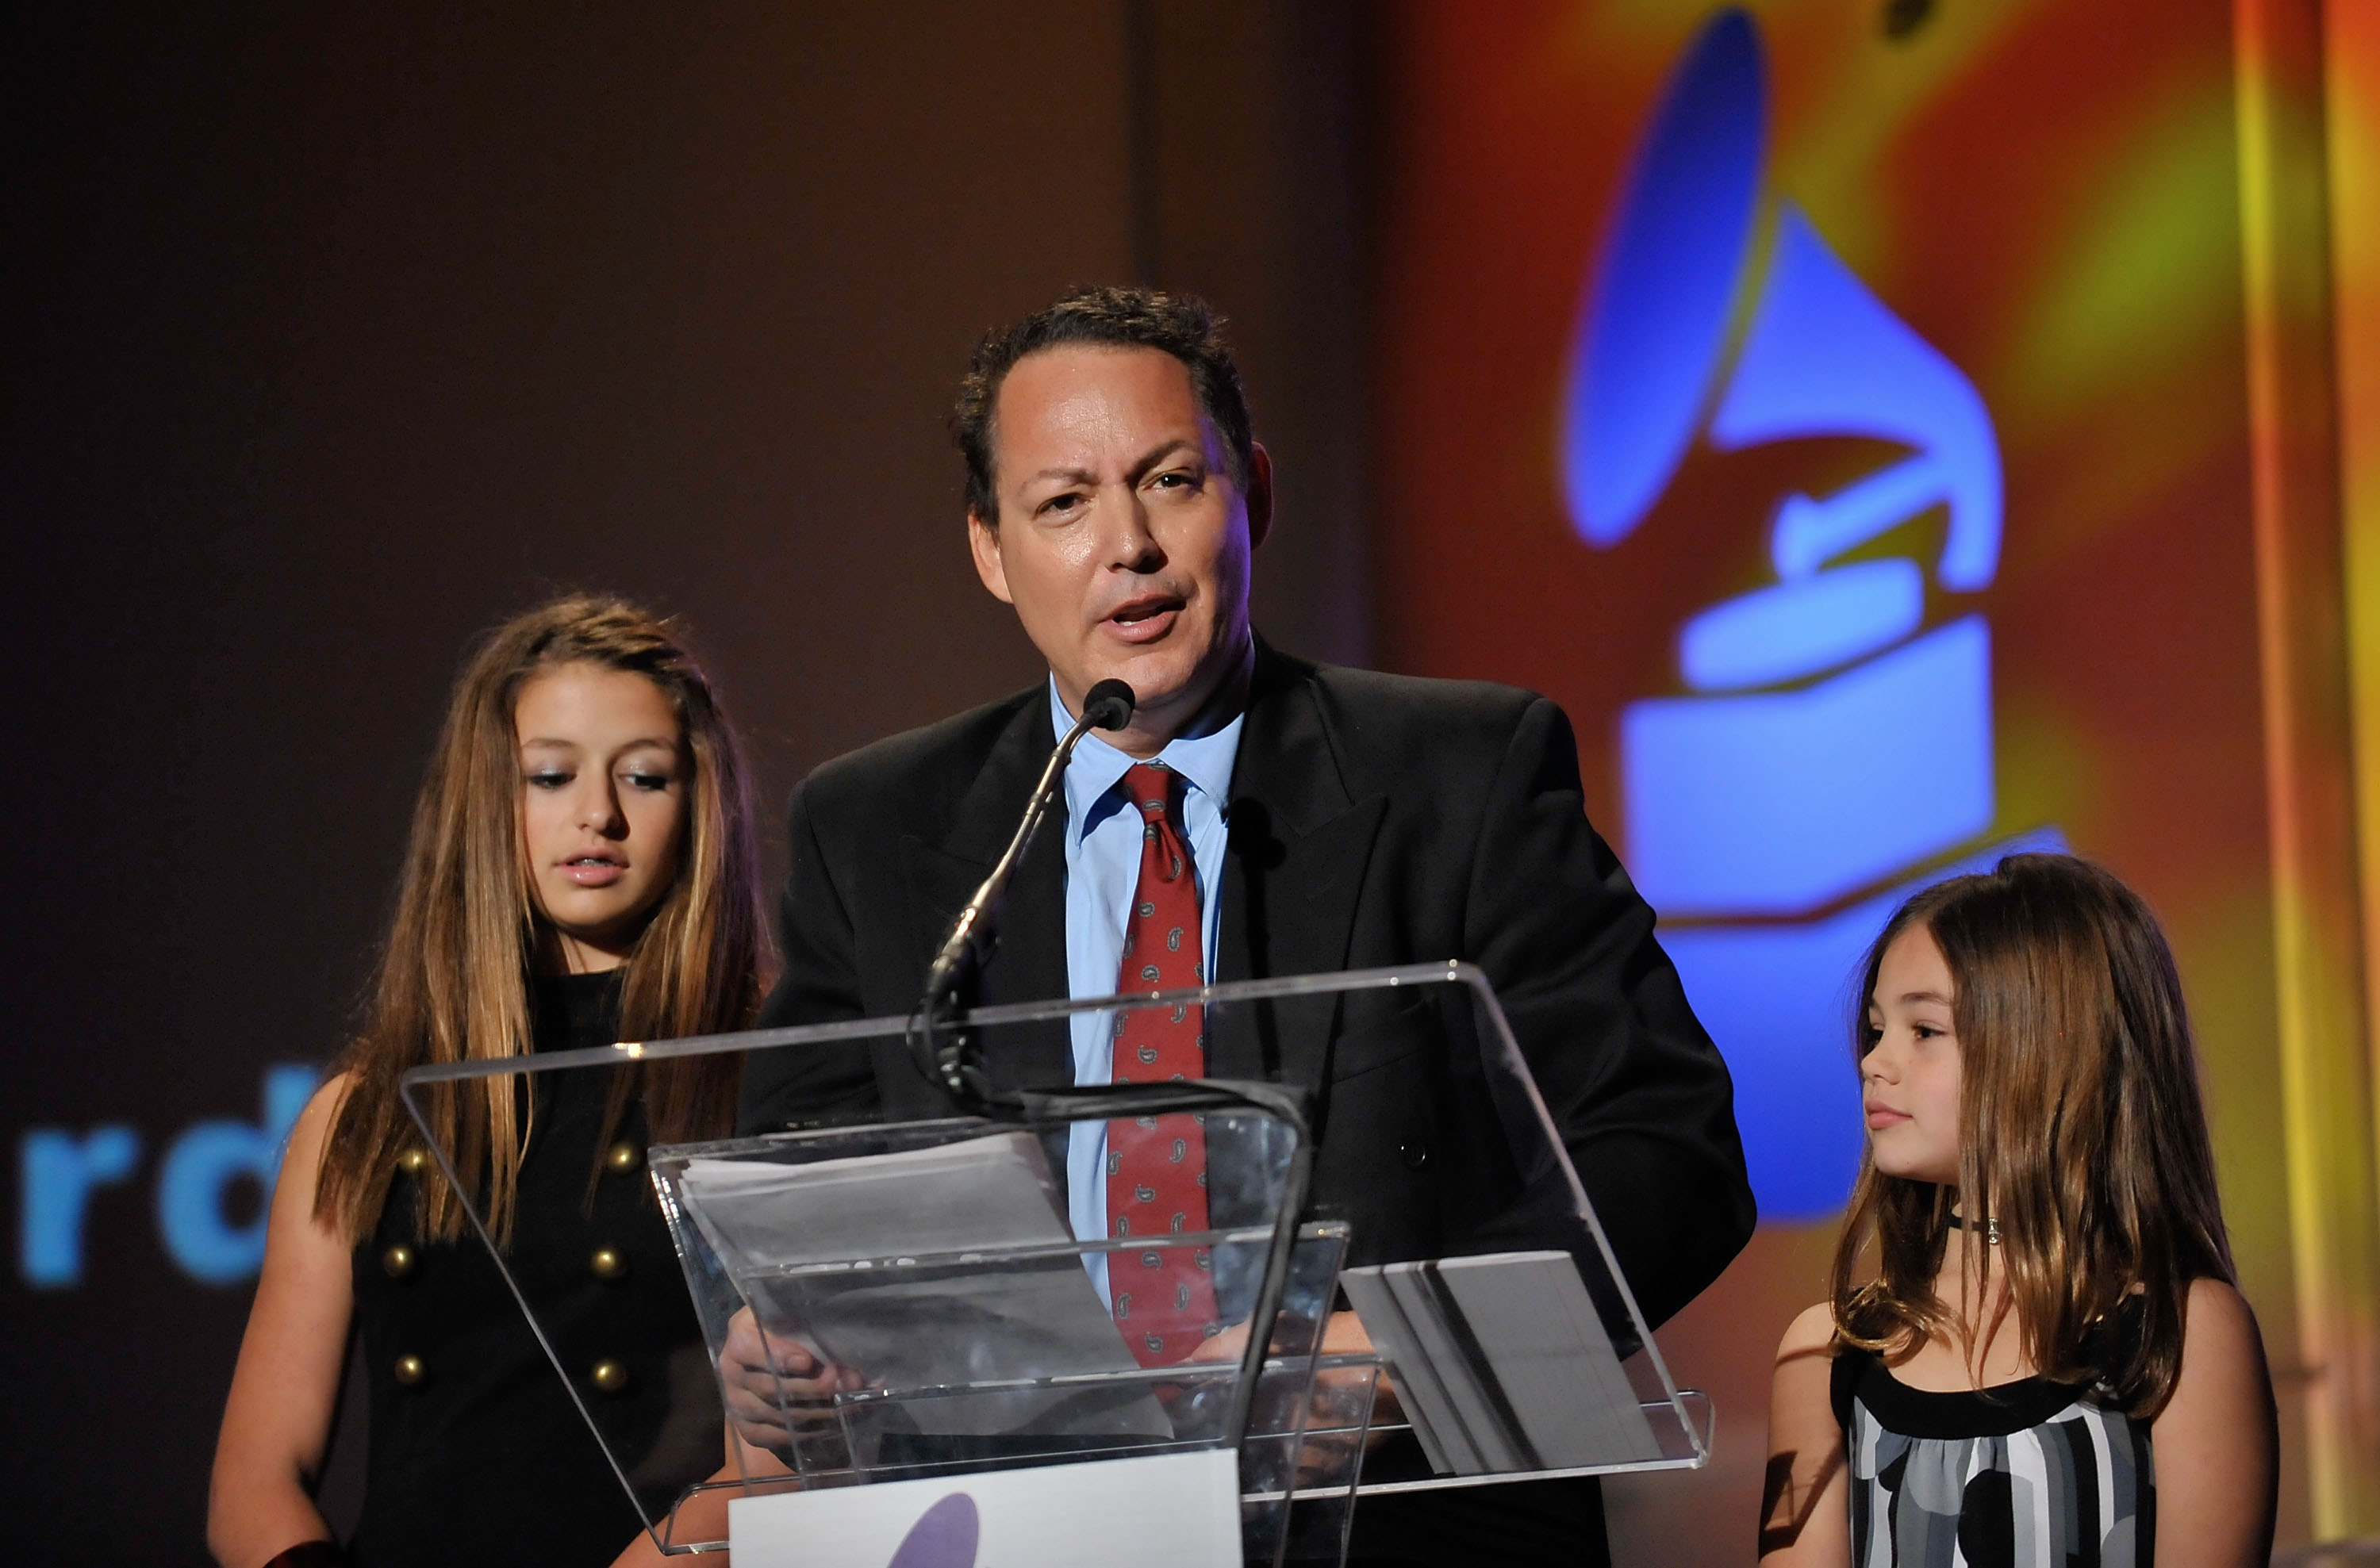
[1340,1250,1657,1474]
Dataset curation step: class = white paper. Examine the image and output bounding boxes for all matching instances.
[678,1133,1076,1266]
[677,1133,1165,1438]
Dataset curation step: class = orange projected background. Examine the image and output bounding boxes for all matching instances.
[1371,0,2380,1554]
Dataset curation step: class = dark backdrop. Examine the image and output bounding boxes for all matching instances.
[2,4,1368,1557]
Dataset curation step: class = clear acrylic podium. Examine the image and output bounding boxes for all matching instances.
[397,964,1712,1565]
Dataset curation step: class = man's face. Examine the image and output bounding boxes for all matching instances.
[968,345,1270,751]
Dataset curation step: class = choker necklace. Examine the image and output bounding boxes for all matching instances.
[1948,1213,2002,1244]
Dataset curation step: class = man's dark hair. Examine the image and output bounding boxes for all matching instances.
[953,285,1254,524]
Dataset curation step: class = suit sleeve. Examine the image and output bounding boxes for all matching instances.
[735,779,884,1133]
[1461,696,1756,1328]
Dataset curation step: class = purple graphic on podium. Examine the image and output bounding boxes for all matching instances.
[888,1493,979,1568]
[1564,9,2059,1221]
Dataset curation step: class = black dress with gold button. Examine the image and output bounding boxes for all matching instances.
[349,971,715,1566]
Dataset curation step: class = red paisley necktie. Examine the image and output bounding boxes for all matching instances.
[1104,761,1219,1366]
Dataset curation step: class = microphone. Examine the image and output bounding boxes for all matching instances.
[1079,678,1134,732]
[911,678,1136,1103]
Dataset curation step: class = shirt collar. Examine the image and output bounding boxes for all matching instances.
[1050,676,1245,843]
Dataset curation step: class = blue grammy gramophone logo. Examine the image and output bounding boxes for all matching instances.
[1564,8,2058,1220]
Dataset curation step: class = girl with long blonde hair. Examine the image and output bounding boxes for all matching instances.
[1760,853,2276,1566]
[209,596,768,1568]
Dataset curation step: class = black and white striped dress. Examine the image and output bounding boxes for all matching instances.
[1831,1345,2155,1566]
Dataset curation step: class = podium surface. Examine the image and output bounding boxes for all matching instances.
[399,964,1711,1563]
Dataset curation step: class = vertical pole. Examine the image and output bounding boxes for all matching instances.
[2325,0,2380,1299]
[2238,0,2380,1538]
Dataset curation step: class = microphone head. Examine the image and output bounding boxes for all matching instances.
[1082,679,1136,731]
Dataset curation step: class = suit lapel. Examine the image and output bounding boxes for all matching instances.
[895,652,1385,1102]
[892,696,1073,1102]
[1211,647,1387,1088]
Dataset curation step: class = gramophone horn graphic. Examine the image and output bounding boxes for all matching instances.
[1563,8,2059,1219]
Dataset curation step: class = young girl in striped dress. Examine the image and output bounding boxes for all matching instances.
[1759,853,2277,1567]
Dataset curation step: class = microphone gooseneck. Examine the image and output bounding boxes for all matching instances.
[909,678,1137,1104]
[902,669,1316,1454]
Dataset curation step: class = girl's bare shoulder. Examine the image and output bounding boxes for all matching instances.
[2184,1275,2254,1325]
[1778,1301,1840,1357]
[278,1072,356,1198]
[2178,1276,2264,1362]
[294,1072,355,1144]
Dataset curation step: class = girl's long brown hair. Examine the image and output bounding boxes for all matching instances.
[313,595,770,1245]
[1830,853,2234,1417]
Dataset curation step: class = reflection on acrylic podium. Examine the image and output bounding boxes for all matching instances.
[399,965,1711,1566]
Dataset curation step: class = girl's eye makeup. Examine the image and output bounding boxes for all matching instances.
[526,770,572,789]
[623,770,674,792]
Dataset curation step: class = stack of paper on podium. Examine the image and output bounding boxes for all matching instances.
[675,1131,1165,1439]
[1339,1250,1657,1474]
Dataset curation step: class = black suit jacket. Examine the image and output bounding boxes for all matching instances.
[738,643,1754,1332]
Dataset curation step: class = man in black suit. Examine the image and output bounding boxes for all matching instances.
[735,286,1753,1564]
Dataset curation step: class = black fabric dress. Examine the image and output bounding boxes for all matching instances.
[347,972,716,1566]
[1829,1343,2155,1566]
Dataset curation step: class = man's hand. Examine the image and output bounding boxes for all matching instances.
[717,1306,864,1455]
[1312,1309,1403,1429]
[1188,1309,1402,1485]
[1284,1310,1403,1486]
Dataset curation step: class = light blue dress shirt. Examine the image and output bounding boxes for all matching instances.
[1050,677,1243,1298]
